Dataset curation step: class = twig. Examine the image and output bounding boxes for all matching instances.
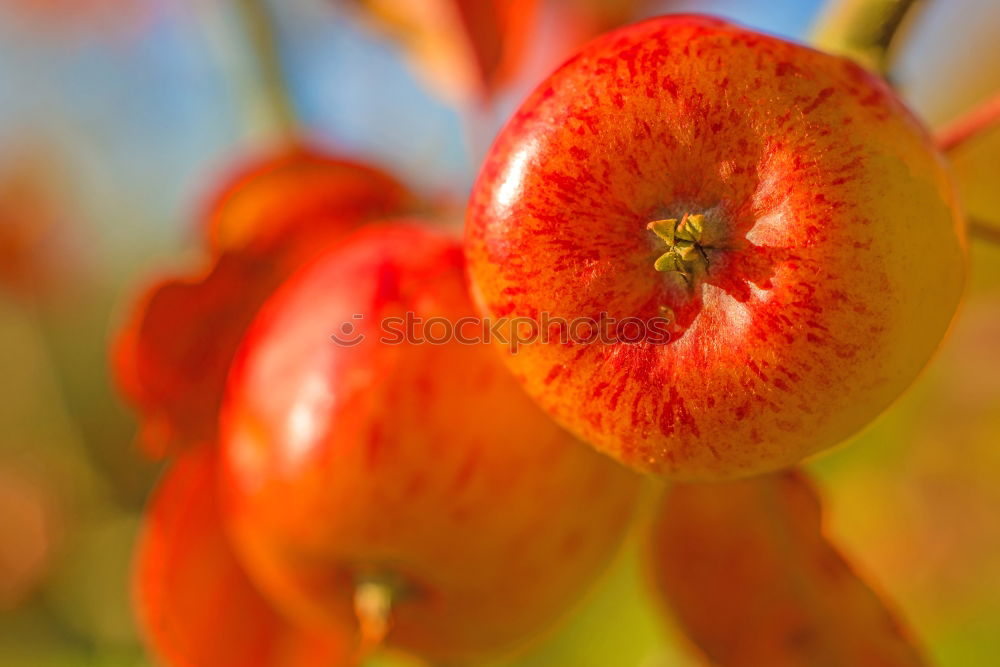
[936,92,1000,154]
[969,218,1000,246]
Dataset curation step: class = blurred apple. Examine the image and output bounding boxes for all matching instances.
[113,146,412,458]
[135,446,353,667]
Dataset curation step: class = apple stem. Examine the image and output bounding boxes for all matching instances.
[353,575,394,658]
[936,92,1000,154]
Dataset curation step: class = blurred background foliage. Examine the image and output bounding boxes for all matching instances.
[0,0,998,665]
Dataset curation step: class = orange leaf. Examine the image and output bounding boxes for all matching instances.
[113,253,271,458]
[134,445,354,667]
[112,148,411,458]
[647,471,925,667]
[352,0,539,104]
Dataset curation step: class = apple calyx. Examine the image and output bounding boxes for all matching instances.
[353,573,396,654]
[647,213,711,286]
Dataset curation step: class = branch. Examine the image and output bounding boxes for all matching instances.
[811,0,925,77]
[870,0,922,73]
[233,0,299,140]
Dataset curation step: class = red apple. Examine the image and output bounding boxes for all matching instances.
[219,222,638,662]
[465,15,966,480]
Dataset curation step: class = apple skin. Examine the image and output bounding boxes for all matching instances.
[465,14,967,480]
[218,223,638,663]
